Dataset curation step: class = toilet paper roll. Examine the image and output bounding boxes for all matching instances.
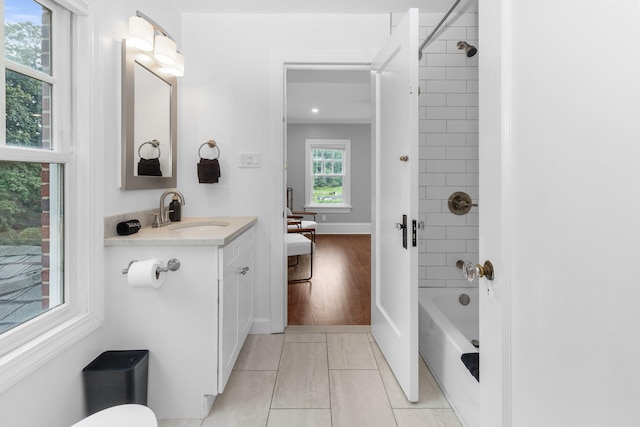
[127,258,166,288]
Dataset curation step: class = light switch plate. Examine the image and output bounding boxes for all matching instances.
[239,152,261,168]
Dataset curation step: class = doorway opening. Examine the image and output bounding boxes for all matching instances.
[284,66,372,326]
[271,5,479,416]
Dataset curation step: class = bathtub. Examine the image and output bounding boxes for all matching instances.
[419,288,479,427]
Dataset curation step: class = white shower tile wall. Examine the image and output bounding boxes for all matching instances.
[418,12,479,289]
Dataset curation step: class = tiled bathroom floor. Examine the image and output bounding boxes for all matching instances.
[158,325,461,427]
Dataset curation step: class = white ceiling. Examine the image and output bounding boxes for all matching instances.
[287,70,371,124]
[172,0,476,14]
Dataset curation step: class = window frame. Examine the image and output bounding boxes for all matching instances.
[304,139,352,213]
[0,0,101,393]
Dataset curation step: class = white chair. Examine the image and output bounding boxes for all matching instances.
[286,229,314,282]
[286,207,317,238]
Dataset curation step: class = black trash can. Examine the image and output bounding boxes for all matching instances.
[82,350,149,415]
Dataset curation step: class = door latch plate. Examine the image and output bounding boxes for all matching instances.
[402,214,407,249]
[412,220,417,247]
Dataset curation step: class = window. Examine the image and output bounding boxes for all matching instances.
[305,139,351,213]
[0,0,98,392]
[0,0,68,335]
[0,161,63,334]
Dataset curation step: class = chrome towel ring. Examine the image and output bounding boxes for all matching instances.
[198,139,220,160]
[138,139,161,159]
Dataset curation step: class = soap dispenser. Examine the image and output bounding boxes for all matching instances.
[169,195,182,222]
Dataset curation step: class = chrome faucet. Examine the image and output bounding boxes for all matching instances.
[153,189,186,228]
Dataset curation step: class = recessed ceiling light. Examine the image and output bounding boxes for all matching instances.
[311,108,319,113]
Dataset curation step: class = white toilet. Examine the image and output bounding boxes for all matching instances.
[71,404,157,427]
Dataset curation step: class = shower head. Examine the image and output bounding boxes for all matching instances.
[457,41,478,57]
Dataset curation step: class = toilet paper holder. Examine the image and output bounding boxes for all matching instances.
[122,258,181,275]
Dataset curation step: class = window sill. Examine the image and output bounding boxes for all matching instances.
[0,311,103,394]
[305,205,352,214]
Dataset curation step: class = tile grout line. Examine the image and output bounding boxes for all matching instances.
[265,336,286,427]
[369,339,400,427]
[324,333,334,427]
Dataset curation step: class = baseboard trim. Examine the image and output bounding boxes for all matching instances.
[250,318,273,334]
[316,223,371,234]
[202,394,216,419]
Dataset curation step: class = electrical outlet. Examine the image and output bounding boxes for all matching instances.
[322,214,326,221]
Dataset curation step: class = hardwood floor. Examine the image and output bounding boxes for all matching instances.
[288,234,371,325]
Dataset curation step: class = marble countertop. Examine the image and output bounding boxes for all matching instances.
[104,216,257,247]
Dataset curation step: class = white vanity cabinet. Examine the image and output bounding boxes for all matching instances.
[104,217,256,420]
[218,225,254,392]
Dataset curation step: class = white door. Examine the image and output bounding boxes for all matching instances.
[371,8,419,402]
[480,1,640,426]
[478,4,507,424]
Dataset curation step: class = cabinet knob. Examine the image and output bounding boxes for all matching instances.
[239,266,250,275]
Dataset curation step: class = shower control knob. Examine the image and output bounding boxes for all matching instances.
[462,260,494,282]
[448,192,478,215]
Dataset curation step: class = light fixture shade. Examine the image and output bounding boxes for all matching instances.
[166,52,185,77]
[154,35,177,65]
[128,16,153,51]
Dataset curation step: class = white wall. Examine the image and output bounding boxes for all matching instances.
[0,332,106,427]
[0,1,181,426]
[417,12,479,289]
[179,13,390,329]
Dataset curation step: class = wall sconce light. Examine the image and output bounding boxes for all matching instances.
[154,34,176,65]
[127,11,185,77]
[128,16,153,51]
[168,52,185,77]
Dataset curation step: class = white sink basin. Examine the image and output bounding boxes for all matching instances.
[169,220,230,232]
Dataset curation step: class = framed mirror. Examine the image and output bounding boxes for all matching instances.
[121,39,177,190]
